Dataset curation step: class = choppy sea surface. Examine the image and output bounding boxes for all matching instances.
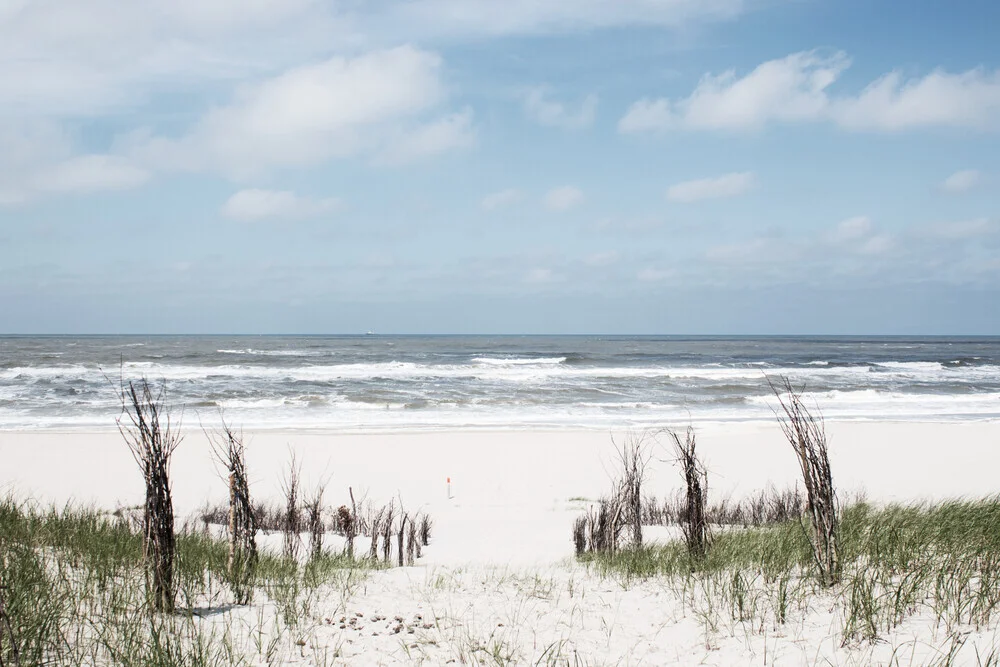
[1,335,999,431]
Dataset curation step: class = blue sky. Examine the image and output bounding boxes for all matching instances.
[1,0,998,334]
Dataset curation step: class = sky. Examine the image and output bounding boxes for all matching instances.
[1,0,999,335]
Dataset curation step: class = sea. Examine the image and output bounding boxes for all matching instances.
[1,335,999,431]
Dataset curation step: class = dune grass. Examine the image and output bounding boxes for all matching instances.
[582,498,1000,645]
[0,497,380,666]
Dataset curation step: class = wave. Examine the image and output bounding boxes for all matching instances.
[217,348,328,357]
[4,360,1000,385]
[471,356,567,366]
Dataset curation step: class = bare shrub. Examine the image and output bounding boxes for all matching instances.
[381,502,395,562]
[114,377,179,613]
[572,515,587,556]
[668,427,709,560]
[305,484,326,562]
[281,453,302,561]
[368,505,385,561]
[207,417,257,604]
[613,433,649,547]
[406,515,418,564]
[584,490,626,554]
[641,486,805,528]
[769,375,839,586]
[419,514,433,546]
[335,490,358,558]
[397,513,407,567]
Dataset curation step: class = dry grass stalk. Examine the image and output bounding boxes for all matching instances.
[306,484,326,562]
[114,377,179,613]
[281,453,302,561]
[768,375,840,586]
[207,417,257,604]
[668,427,709,560]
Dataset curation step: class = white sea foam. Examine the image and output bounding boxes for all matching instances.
[472,356,567,365]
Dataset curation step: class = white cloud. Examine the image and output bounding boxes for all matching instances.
[524,88,598,130]
[919,217,999,240]
[941,170,985,194]
[830,216,873,242]
[376,108,476,165]
[544,186,584,211]
[637,267,674,282]
[621,52,848,132]
[617,98,673,134]
[833,68,1000,131]
[858,233,894,255]
[666,172,755,203]
[620,51,1000,133]
[524,268,558,284]
[481,189,523,211]
[221,189,340,221]
[128,46,457,178]
[38,155,149,194]
[0,124,149,204]
[705,238,770,263]
[0,0,745,118]
[380,0,745,40]
[585,251,620,267]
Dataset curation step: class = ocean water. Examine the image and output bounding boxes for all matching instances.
[1,335,999,431]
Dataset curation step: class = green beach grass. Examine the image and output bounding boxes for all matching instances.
[581,498,1000,649]
[0,497,380,666]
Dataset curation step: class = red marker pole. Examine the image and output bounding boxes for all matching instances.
[447,477,452,500]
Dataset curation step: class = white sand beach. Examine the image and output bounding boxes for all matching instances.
[4,420,1000,665]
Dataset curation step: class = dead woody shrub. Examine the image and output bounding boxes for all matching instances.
[305,484,326,562]
[768,375,840,586]
[335,487,358,559]
[614,432,649,547]
[207,417,257,605]
[381,502,395,562]
[368,505,386,561]
[668,427,709,560]
[406,515,419,564]
[419,514,433,546]
[396,513,407,567]
[114,377,180,613]
[281,453,302,561]
[573,432,649,555]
